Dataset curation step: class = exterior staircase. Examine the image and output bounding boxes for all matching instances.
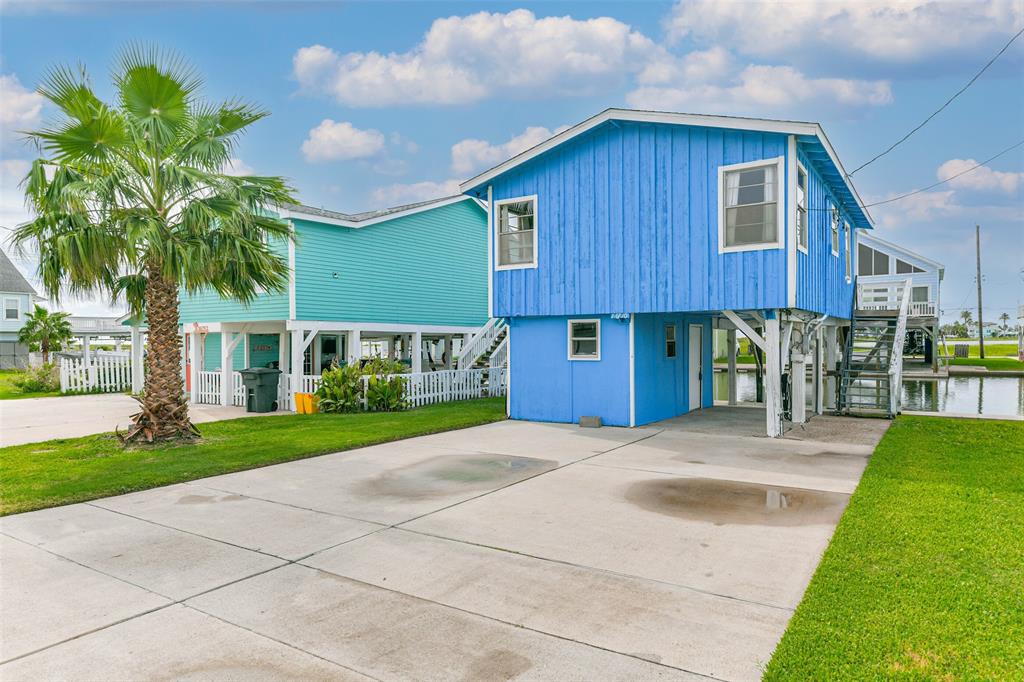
[457,318,508,370]
[838,279,912,418]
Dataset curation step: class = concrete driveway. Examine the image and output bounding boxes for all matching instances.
[0,394,272,447]
[0,409,888,681]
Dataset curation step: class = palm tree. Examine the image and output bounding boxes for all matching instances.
[999,312,1010,330]
[17,305,73,364]
[13,47,295,442]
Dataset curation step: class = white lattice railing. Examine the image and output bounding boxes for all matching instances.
[60,354,133,394]
[887,279,913,416]
[457,318,507,369]
[858,282,935,317]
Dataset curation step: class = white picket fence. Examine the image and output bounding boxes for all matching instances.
[60,355,133,394]
[195,371,245,406]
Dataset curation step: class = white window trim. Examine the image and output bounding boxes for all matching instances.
[844,220,852,282]
[830,203,841,257]
[3,297,20,321]
[795,161,809,255]
[717,156,786,254]
[494,194,538,272]
[665,323,677,358]
[567,318,601,361]
[911,284,932,303]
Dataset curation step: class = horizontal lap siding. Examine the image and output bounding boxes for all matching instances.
[295,201,488,326]
[179,236,289,323]
[795,146,856,318]
[491,122,788,318]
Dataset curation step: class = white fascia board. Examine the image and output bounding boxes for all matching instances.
[285,319,482,335]
[859,232,945,272]
[459,108,873,229]
[276,195,475,229]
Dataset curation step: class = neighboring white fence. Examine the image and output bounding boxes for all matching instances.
[60,354,133,394]
[195,371,245,406]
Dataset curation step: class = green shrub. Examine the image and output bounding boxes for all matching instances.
[365,373,407,412]
[314,362,363,413]
[13,363,60,393]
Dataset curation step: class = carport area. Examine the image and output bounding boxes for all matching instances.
[0,409,888,680]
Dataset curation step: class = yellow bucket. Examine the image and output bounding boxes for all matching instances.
[295,392,319,414]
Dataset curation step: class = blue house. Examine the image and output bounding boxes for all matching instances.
[460,108,902,436]
[176,195,493,408]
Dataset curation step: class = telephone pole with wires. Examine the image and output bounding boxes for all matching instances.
[976,225,985,359]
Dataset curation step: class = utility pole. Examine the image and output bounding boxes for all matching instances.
[976,224,985,359]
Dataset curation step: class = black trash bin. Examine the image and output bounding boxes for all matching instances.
[238,367,282,413]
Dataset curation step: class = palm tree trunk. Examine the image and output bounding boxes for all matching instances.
[41,340,49,365]
[126,264,195,441]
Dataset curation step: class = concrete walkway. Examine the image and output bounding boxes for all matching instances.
[0,409,888,680]
[0,394,272,447]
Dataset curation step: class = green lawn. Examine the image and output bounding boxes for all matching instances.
[765,416,1024,680]
[943,342,1018,358]
[0,397,506,516]
[947,357,1024,371]
[0,369,62,400]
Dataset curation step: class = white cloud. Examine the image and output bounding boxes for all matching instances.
[937,158,1022,195]
[301,120,386,162]
[0,158,33,231]
[628,64,892,114]
[372,179,461,206]
[451,125,569,176]
[0,73,44,147]
[293,9,661,106]
[665,0,1023,62]
[221,157,255,176]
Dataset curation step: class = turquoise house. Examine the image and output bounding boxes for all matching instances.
[178,195,489,408]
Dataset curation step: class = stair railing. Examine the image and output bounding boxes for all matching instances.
[457,318,507,370]
[887,278,913,416]
[488,335,509,369]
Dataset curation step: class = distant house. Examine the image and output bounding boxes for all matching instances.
[177,195,493,408]
[460,108,928,435]
[0,249,40,369]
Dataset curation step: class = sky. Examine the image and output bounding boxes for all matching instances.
[0,0,1022,324]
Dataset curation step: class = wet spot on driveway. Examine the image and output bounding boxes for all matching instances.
[625,477,849,527]
[360,455,558,499]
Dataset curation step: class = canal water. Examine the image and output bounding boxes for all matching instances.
[713,372,1024,418]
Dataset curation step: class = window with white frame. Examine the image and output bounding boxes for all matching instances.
[495,196,537,269]
[912,286,929,303]
[3,298,18,321]
[830,205,840,256]
[858,244,891,276]
[568,319,600,360]
[665,324,677,358]
[844,221,852,281]
[720,159,782,250]
[796,165,808,252]
[896,258,925,274]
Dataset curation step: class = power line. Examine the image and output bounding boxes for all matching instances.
[860,139,1024,208]
[849,26,1024,176]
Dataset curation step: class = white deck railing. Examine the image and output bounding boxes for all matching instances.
[858,282,936,317]
[457,318,507,369]
[60,354,133,393]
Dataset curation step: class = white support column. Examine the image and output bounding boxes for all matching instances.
[278,331,289,411]
[82,335,92,363]
[727,328,738,406]
[411,330,423,373]
[131,326,144,394]
[114,339,122,353]
[813,327,824,415]
[764,315,783,438]
[220,332,233,407]
[290,328,304,410]
[824,326,838,410]
[188,330,199,404]
[347,329,361,365]
[791,322,807,425]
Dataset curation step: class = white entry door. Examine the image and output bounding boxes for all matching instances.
[688,324,703,411]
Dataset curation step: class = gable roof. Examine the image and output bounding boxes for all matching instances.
[0,249,37,295]
[459,107,874,230]
[859,232,945,277]
[276,195,483,229]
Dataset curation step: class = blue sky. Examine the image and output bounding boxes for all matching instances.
[1,0,1022,323]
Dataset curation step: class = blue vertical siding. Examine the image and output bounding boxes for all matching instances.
[508,315,631,426]
[633,313,713,425]
[491,121,789,318]
[795,146,856,318]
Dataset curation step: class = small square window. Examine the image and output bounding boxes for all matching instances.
[3,298,18,321]
[568,319,600,360]
[496,196,537,269]
[665,324,677,358]
[912,286,929,303]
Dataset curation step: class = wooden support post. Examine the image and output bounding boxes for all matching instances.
[443,334,453,370]
[131,326,144,394]
[824,326,838,410]
[764,315,783,438]
[347,329,361,366]
[411,330,423,373]
[727,328,737,406]
[791,323,807,424]
[188,330,199,404]
[814,327,824,415]
[278,331,289,410]
[220,332,233,407]
[290,328,305,411]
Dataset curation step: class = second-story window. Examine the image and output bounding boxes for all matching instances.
[495,196,537,269]
[720,159,782,251]
[830,205,840,256]
[4,298,18,321]
[844,221,852,281]
[796,165,808,252]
